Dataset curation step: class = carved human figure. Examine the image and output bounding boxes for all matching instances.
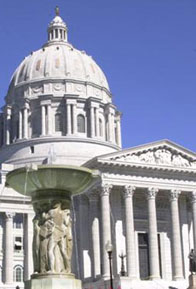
[189,249,196,274]
[44,201,72,273]
[154,149,171,165]
[139,151,154,163]
[32,203,41,273]
[172,154,190,167]
[32,200,72,274]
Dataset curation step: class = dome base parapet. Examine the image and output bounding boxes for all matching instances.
[0,136,120,167]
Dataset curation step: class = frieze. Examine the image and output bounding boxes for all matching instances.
[53,83,64,92]
[32,85,43,94]
[110,147,196,168]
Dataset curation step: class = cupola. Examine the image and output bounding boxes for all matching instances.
[47,6,68,43]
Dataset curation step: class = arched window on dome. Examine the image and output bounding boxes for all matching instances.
[55,113,62,132]
[13,265,23,282]
[77,114,85,133]
[99,118,103,137]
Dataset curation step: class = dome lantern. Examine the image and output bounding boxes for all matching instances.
[47,6,68,43]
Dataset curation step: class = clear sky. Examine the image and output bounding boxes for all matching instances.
[0,0,196,151]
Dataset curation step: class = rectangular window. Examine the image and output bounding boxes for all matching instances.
[14,236,23,252]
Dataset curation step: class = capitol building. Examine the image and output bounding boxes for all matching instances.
[0,9,195,289]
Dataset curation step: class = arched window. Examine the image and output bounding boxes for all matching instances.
[99,118,103,137]
[77,114,85,133]
[14,265,23,282]
[55,113,62,132]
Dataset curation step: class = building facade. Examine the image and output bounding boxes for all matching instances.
[0,10,195,289]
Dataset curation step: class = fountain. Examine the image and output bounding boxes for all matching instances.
[6,164,98,289]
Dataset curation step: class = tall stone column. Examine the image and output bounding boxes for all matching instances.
[19,110,23,139]
[116,113,122,147]
[47,103,52,135]
[146,187,160,279]
[95,107,99,137]
[90,106,95,138]
[66,102,72,135]
[41,105,46,136]
[24,213,34,281]
[89,192,101,279]
[5,106,12,145]
[108,111,112,142]
[191,191,196,251]
[100,184,112,278]
[23,105,28,139]
[78,195,88,279]
[72,103,77,135]
[169,190,183,280]
[123,185,136,279]
[107,106,115,143]
[4,212,15,284]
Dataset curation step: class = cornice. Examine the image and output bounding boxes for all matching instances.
[0,136,120,151]
[95,159,196,175]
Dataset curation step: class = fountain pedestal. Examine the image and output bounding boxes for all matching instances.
[188,274,196,289]
[6,165,97,289]
[26,275,82,289]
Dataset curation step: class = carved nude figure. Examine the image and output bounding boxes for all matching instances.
[32,199,73,274]
[46,201,72,273]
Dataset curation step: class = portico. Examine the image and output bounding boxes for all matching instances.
[83,140,196,285]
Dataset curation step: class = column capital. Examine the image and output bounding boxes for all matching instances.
[191,191,196,203]
[146,187,159,200]
[100,184,112,197]
[5,212,15,220]
[123,185,136,198]
[40,100,51,106]
[66,99,77,105]
[169,189,181,201]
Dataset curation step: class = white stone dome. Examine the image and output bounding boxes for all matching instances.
[0,9,121,168]
[9,43,109,91]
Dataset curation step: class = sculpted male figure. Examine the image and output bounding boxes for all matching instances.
[32,200,73,274]
[46,201,72,273]
[189,249,196,274]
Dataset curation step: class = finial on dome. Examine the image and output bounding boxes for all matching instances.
[55,6,60,16]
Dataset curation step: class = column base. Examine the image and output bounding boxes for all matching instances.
[187,274,196,289]
[25,276,82,289]
[173,275,184,281]
[149,275,160,280]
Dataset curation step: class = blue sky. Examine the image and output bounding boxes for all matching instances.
[0,0,196,150]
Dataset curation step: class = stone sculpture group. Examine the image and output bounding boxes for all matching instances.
[32,200,72,274]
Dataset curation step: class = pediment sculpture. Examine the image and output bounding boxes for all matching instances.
[111,148,196,168]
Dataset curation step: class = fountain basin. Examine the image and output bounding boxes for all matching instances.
[6,164,95,196]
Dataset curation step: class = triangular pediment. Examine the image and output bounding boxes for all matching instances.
[97,140,196,169]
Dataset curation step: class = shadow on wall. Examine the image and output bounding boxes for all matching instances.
[169,287,178,289]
